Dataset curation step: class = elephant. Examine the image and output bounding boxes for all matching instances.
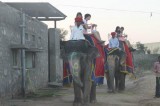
[61,40,99,106]
[105,48,126,93]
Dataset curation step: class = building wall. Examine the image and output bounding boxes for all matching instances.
[48,28,63,83]
[0,2,48,97]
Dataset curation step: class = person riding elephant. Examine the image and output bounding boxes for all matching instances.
[83,13,105,44]
[61,17,99,106]
[114,26,135,91]
[105,32,125,92]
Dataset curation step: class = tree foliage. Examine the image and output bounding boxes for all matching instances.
[136,42,144,50]
[57,28,68,41]
[136,42,147,53]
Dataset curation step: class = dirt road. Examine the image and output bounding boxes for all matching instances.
[1,71,160,106]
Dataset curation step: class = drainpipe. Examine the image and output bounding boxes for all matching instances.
[54,21,57,28]
[20,11,26,97]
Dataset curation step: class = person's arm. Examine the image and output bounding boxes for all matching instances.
[70,27,75,40]
[109,39,112,48]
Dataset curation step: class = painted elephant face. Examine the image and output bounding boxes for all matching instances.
[61,40,99,86]
[107,55,119,71]
[67,52,84,87]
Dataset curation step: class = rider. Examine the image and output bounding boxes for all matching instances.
[70,17,85,40]
[153,56,160,98]
[109,32,119,49]
[83,13,105,44]
[75,12,84,25]
[108,32,123,57]
[117,27,136,52]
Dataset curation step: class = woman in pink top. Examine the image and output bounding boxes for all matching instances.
[153,56,160,98]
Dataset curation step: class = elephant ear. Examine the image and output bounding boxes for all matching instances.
[87,47,100,60]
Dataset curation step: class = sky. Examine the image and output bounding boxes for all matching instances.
[3,0,160,44]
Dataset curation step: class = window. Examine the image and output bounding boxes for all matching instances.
[38,36,42,42]
[12,50,18,66]
[25,52,36,69]
[25,33,29,41]
[32,35,35,41]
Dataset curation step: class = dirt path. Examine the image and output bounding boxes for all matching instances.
[1,71,160,106]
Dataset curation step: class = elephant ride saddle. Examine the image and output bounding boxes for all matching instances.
[107,48,120,56]
[61,40,93,54]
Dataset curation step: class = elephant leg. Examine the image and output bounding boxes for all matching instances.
[83,80,91,106]
[115,73,119,91]
[118,73,126,91]
[108,70,115,93]
[121,73,126,90]
[105,72,112,91]
[83,63,92,106]
[115,59,120,91]
[73,81,82,106]
[90,81,97,103]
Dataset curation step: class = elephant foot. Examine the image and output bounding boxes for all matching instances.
[107,89,113,93]
[107,90,115,93]
[118,89,125,93]
[73,102,81,106]
[82,103,90,106]
[90,99,97,104]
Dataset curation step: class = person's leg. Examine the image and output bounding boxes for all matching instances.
[92,31,105,44]
[93,31,101,40]
[156,77,160,97]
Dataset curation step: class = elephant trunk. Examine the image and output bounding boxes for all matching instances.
[68,52,83,87]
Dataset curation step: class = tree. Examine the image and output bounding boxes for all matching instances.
[147,49,151,54]
[57,28,68,41]
[136,42,147,53]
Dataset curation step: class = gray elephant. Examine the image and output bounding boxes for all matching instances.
[61,40,99,106]
[105,48,126,93]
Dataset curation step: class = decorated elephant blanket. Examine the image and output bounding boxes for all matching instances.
[63,62,72,85]
[84,34,105,85]
[124,43,134,74]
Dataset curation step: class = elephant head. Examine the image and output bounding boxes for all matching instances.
[105,48,121,93]
[61,40,99,87]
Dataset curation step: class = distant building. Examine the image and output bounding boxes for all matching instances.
[133,42,160,54]
[144,42,160,54]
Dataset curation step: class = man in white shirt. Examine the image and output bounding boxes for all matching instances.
[70,17,85,40]
[109,32,119,49]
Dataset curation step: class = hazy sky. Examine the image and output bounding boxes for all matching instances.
[3,0,160,44]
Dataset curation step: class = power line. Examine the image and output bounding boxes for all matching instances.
[57,4,160,15]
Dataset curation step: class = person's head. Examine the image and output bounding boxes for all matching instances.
[115,26,120,33]
[75,17,83,26]
[111,32,116,38]
[158,56,160,62]
[84,14,91,21]
[120,27,124,33]
[76,12,83,18]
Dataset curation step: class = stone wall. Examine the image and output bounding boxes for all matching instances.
[0,2,48,97]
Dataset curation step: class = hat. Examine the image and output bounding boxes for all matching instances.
[75,17,82,22]
[111,32,116,36]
